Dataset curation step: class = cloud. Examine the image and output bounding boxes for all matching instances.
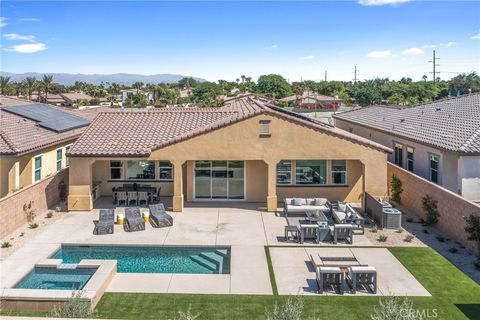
[4,33,36,42]
[471,33,480,40]
[358,0,412,6]
[422,42,457,49]
[402,47,424,56]
[366,50,392,58]
[264,44,279,50]
[4,42,47,53]
[298,55,314,60]
[18,18,40,22]
[0,17,7,27]
[444,41,457,47]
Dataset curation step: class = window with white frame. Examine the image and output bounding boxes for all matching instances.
[159,161,173,180]
[259,120,271,136]
[406,147,414,172]
[331,160,347,184]
[34,155,42,182]
[56,148,63,172]
[276,160,292,184]
[429,154,439,184]
[109,160,123,180]
[126,160,155,180]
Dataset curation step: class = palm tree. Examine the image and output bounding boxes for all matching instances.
[13,82,24,97]
[23,77,36,101]
[132,82,144,94]
[41,75,54,102]
[422,75,428,83]
[107,95,117,107]
[0,76,11,95]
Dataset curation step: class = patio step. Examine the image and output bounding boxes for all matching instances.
[189,255,218,273]
[199,252,223,273]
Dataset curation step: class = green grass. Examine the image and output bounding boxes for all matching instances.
[2,247,479,319]
[264,246,278,295]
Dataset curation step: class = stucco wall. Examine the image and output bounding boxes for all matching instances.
[458,156,480,202]
[387,163,480,253]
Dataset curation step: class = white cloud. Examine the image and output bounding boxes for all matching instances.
[471,33,480,40]
[4,42,47,53]
[298,55,314,60]
[0,17,7,27]
[18,18,40,22]
[422,41,457,49]
[444,41,457,47]
[3,33,36,42]
[358,0,412,6]
[366,50,393,58]
[264,44,279,50]
[402,47,424,56]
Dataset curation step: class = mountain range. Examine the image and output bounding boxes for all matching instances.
[0,72,207,86]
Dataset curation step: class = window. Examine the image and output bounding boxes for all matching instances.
[394,143,403,167]
[109,160,123,180]
[126,160,155,180]
[276,160,292,184]
[331,160,347,184]
[429,155,439,184]
[406,147,414,172]
[259,120,271,136]
[34,156,42,182]
[296,160,327,185]
[159,161,173,180]
[65,144,72,167]
[56,148,63,172]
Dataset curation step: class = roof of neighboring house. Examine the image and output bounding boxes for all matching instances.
[333,93,480,155]
[45,94,66,103]
[68,97,391,157]
[0,96,113,156]
[60,92,94,103]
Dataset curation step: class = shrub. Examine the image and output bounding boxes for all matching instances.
[370,225,378,233]
[265,296,304,320]
[447,247,458,254]
[422,229,429,234]
[377,234,388,242]
[464,213,480,253]
[406,217,414,223]
[29,223,38,229]
[1,242,12,248]
[46,211,53,218]
[396,228,403,233]
[405,234,415,242]
[58,180,67,202]
[51,290,94,318]
[19,232,25,237]
[474,257,480,270]
[55,206,62,212]
[177,305,200,320]
[390,174,403,204]
[371,296,419,320]
[23,201,36,223]
[421,195,439,225]
[436,235,445,242]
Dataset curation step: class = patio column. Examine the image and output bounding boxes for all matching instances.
[68,158,95,211]
[172,160,184,212]
[266,159,278,212]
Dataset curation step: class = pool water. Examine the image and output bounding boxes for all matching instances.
[14,267,96,290]
[51,245,231,274]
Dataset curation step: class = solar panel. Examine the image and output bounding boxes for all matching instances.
[3,104,90,133]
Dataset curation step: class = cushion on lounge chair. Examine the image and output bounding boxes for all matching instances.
[349,266,376,273]
[333,210,347,222]
[318,266,342,273]
[292,198,306,206]
[314,198,328,206]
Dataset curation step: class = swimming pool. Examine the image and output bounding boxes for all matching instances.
[51,245,231,274]
[14,267,96,290]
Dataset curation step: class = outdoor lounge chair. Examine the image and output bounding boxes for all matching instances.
[124,207,145,232]
[316,266,344,294]
[346,266,377,294]
[149,203,173,228]
[93,209,115,235]
[332,224,354,244]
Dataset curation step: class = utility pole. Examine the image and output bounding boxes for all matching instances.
[428,50,440,85]
[353,66,358,84]
[324,70,327,82]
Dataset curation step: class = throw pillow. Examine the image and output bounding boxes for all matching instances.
[314,198,327,206]
[292,198,304,206]
[338,203,347,212]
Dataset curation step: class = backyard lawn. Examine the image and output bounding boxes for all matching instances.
[2,247,479,319]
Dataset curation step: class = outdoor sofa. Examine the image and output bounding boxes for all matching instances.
[283,198,331,216]
[149,203,173,228]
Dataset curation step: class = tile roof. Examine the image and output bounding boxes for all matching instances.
[68,97,390,157]
[333,93,480,154]
[0,96,112,156]
[60,92,94,102]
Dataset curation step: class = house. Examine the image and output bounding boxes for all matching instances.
[39,94,67,106]
[334,93,480,202]
[66,97,391,212]
[0,97,111,198]
[279,91,342,111]
[60,92,94,106]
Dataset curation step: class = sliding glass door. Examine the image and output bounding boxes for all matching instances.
[194,161,245,200]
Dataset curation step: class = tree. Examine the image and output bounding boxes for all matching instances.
[422,75,428,82]
[132,82,144,94]
[352,85,380,106]
[41,74,54,101]
[192,82,222,107]
[23,77,37,101]
[0,76,10,95]
[178,77,198,90]
[449,72,480,95]
[257,74,292,100]
[464,213,480,253]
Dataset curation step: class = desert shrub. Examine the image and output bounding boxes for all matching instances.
[19,232,25,237]
[29,223,38,229]
[371,225,378,233]
[58,180,67,202]
[377,234,388,242]
[51,290,94,318]
[406,217,414,223]
[1,242,12,248]
[371,296,419,320]
[23,201,36,223]
[46,211,54,218]
[422,229,429,234]
[447,247,458,254]
[464,213,480,252]
[436,235,445,242]
[265,296,304,320]
[396,228,403,233]
[404,234,415,242]
[177,305,200,320]
[390,174,403,204]
[422,195,439,225]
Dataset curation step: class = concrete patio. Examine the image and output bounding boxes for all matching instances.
[1,197,427,297]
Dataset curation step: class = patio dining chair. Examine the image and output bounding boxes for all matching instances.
[138,191,149,206]
[116,192,127,206]
[151,187,161,203]
[124,207,145,232]
[127,191,138,206]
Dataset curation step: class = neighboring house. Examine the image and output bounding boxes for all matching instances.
[279,91,342,111]
[334,94,480,202]
[0,97,110,198]
[60,92,94,106]
[66,97,391,212]
[39,94,67,106]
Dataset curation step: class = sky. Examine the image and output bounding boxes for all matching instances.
[1,0,479,82]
